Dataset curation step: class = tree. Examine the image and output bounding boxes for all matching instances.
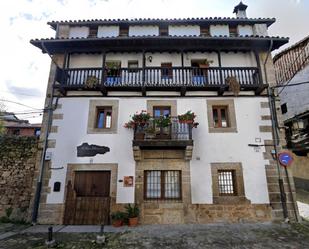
[0,101,6,134]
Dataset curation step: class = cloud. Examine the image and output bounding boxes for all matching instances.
[5,81,43,98]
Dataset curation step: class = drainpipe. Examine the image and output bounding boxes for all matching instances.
[31,42,60,224]
[264,39,289,221]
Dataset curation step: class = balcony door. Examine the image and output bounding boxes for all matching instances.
[105,61,121,85]
[153,106,171,139]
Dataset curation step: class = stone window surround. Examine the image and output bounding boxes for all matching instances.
[147,100,177,116]
[211,162,249,204]
[207,99,237,133]
[87,99,119,134]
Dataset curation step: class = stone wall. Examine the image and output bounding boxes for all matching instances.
[291,152,309,191]
[0,135,38,221]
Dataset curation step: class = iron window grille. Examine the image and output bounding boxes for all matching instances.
[144,170,182,201]
[218,170,237,196]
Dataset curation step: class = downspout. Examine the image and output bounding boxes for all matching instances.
[264,39,289,221]
[31,42,60,224]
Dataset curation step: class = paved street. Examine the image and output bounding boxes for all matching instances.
[1,222,309,249]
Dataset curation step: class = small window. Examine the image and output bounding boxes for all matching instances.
[212,106,229,128]
[13,129,20,136]
[128,60,139,73]
[161,63,173,79]
[88,26,98,38]
[119,25,128,36]
[144,170,181,200]
[153,106,171,118]
[281,103,288,114]
[200,25,210,37]
[96,107,112,129]
[229,26,238,37]
[159,26,168,36]
[218,170,237,196]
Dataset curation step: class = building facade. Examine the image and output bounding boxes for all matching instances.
[30,2,298,224]
[274,36,309,191]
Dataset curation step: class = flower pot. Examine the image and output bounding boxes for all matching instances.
[179,120,194,124]
[128,217,138,227]
[135,132,145,140]
[112,220,123,227]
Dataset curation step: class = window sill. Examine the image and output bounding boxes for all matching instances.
[87,127,117,134]
[209,127,237,133]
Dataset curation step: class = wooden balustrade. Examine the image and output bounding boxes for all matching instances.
[59,66,261,89]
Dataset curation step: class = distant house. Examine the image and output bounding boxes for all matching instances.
[30,1,298,225]
[274,36,309,191]
[1,112,41,137]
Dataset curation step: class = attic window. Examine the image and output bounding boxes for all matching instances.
[88,26,98,38]
[119,26,129,36]
[159,26,168,36]
[229,26,238,37]
[200,25,210,37]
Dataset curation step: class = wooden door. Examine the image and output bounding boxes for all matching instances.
[64,171,111,225]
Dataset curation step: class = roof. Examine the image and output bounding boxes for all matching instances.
[273,35,309,62]
[30,35,289,54]
[5,123,41,129]
[47,17,276,30]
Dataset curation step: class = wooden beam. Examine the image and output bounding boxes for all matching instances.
[254,50,263,85]
[101,50,107,95]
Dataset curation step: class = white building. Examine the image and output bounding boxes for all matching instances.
[30,2,298,224]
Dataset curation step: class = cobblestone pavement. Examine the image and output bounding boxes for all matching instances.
[1,222,309,249]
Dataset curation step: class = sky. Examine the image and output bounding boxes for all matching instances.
[0,0,308,123]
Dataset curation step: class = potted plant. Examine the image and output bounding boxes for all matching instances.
[178,111,196,124]
[125,204,139,227]
[111,211,125,227]
[124,110,151,140]
[199,58,214,68]
[154,115,171,139]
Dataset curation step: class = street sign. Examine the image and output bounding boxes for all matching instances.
[278,152,293,167]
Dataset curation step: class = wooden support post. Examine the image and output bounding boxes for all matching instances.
[142,50,146,96]
[101,51,107,96]
[181,50,186,96]
[254,50,263,85]
[217,50,224,86]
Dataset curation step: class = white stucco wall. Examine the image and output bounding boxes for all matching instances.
[253,24,268,36]
[210,25,229,37]
[279,64,309,120]
[46,96,271,205]
[67,52,257,68]
[238,25,254,36]
[129,25,159,36]
[168,25,200,36]
[69,26,89,38]
[97,26,119,37]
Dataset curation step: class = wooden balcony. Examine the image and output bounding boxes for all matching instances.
[55,66,266,95]
[132,117,194,149]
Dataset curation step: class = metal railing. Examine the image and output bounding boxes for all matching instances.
[133,117,193,141]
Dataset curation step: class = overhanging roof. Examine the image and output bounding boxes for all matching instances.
[30,35,289,54]
[47,17,276,30]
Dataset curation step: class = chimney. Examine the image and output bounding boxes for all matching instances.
[233,1,248,18]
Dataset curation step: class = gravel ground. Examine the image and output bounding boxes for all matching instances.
[1,223,309,249]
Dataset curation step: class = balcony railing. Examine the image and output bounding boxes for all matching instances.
[58,66,261,89]
[133,117,193,142]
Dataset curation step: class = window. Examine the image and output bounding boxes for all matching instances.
[128,60,139,73]
[161,63,173,79]
[218,170,237,196]
[144,170,181,200]
[87,99,119,134]
[88,26,98,38]
[200,25,210,37]
[229,26,238,37]
[212,106,229,128]
[211,163,247,204]
[119,25,128,36]
[96,107,112,129]
[207,99,237,133]
[159,26,168,36]
[281,103,288,114]
[153,106,171,117]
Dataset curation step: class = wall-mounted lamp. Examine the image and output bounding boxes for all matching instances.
[147,56,153,63]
